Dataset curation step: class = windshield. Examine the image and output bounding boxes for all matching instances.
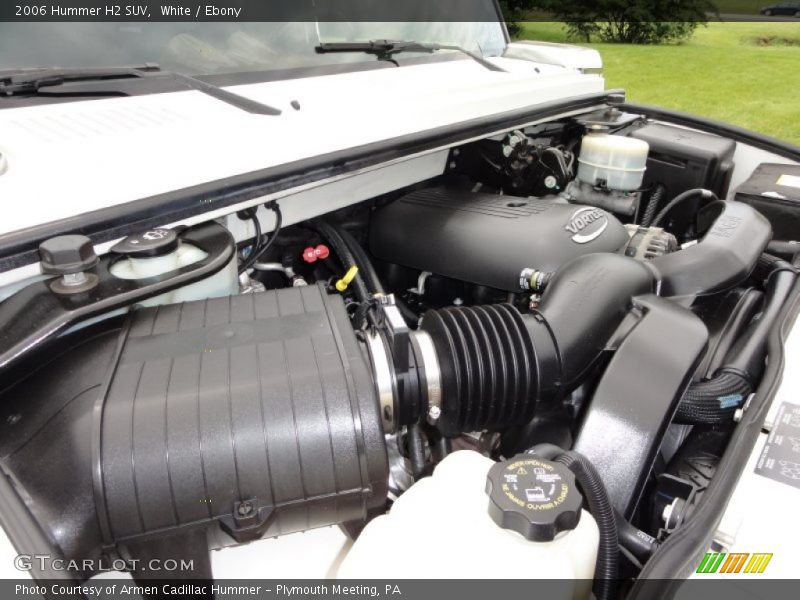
[0,22,507,76]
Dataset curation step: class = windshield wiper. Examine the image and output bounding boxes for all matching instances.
[0,63,281,116]
[0,64,162,95]
[315,40,506,72]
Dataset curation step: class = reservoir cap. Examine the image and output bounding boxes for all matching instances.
[486,454,582,542]
[110,227,178,257]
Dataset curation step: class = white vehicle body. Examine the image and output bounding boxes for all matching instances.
[0,46,603,286]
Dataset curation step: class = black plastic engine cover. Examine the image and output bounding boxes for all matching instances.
[0,285,387,577]
[369,188,630,292]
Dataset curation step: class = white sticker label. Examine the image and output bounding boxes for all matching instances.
[776,174,800,189]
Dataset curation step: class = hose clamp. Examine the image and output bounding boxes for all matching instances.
[411,330,442,424]
[364,330,397,432]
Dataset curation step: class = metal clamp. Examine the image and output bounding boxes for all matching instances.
[412,330,442,424]
[364,330,397,432]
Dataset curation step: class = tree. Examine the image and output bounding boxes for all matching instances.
[498,0,540,37]
[500,0,717,44]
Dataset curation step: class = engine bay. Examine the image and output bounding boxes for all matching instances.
[0,104,798,595]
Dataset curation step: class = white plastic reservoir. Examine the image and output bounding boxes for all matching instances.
[337,450,598,595]
[109,240,238,306]
[577,133,649,192]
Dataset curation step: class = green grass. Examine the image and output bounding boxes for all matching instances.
[517,22,800,145]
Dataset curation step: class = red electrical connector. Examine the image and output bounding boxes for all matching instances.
[302,244,330,263]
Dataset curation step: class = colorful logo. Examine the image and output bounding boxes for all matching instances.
[696,552,773,574]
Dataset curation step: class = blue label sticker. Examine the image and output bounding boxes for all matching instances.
[718,393,743,409]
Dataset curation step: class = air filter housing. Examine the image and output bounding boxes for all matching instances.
[0,285,387,576]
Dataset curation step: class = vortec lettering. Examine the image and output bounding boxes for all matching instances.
[565,207,609,244]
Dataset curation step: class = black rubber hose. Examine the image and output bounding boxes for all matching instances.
[240,202,282,273]
[237,209,262,274]
[640,183,666,228]
[675,257,797,425]
[728,257,798,380]
[754,252,796,281]
[407,424,427,478]
[651,188,717,228]
[313,221,371,303]
[351,299,375,330]
[335,223,420,326]
[530,444,618,600]
[616,510,659,564]
[766,240,800,262]
[334,225,386,295]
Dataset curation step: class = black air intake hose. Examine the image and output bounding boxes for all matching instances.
[534,253,654,391]
[530,444,618,600]
[414,202,772,433]
[417,254,654,434]
[650,200,771,297]
[420,303,539,435]
[675,255,796,425]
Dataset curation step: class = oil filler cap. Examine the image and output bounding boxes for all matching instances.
[110,227,178,257]
[486,454,582,542]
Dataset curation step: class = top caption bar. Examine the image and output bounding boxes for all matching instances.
[0,0,782,23]
[1,0,504,22]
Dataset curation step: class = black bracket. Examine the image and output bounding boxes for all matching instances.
[573,294,708,518]
[219,498,275,544]
[0,222,235,377]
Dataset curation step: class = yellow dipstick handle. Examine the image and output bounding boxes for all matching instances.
[335,266,359,292]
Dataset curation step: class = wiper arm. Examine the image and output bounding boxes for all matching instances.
[169,72,281,116]
[0,64,162,95]
[0,63,281,116]
[315,39,506,72]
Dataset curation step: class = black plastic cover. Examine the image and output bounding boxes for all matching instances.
[369,188,630,292]
[630,122,735,232]
[486,454,582,542]
[734,162,800,240]
[0,221,235,375]
[573,295,708,517]
[97,285,387,546]
[0,285,387,575]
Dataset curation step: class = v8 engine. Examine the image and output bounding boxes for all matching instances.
[0,112,795,594]
[369,187,631,292]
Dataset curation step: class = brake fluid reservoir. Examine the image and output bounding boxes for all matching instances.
[337,451,598,595]
[109,227,237,305]
[577,131,649,192]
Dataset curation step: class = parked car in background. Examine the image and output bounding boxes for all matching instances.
[760,2,800,16]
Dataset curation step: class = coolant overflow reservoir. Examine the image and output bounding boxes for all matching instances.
[337,451,598,591]
[577,132,649,192]
[109,226,238,305]
[486,454,583,542]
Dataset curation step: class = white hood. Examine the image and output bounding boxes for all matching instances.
[0,57,603,238]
